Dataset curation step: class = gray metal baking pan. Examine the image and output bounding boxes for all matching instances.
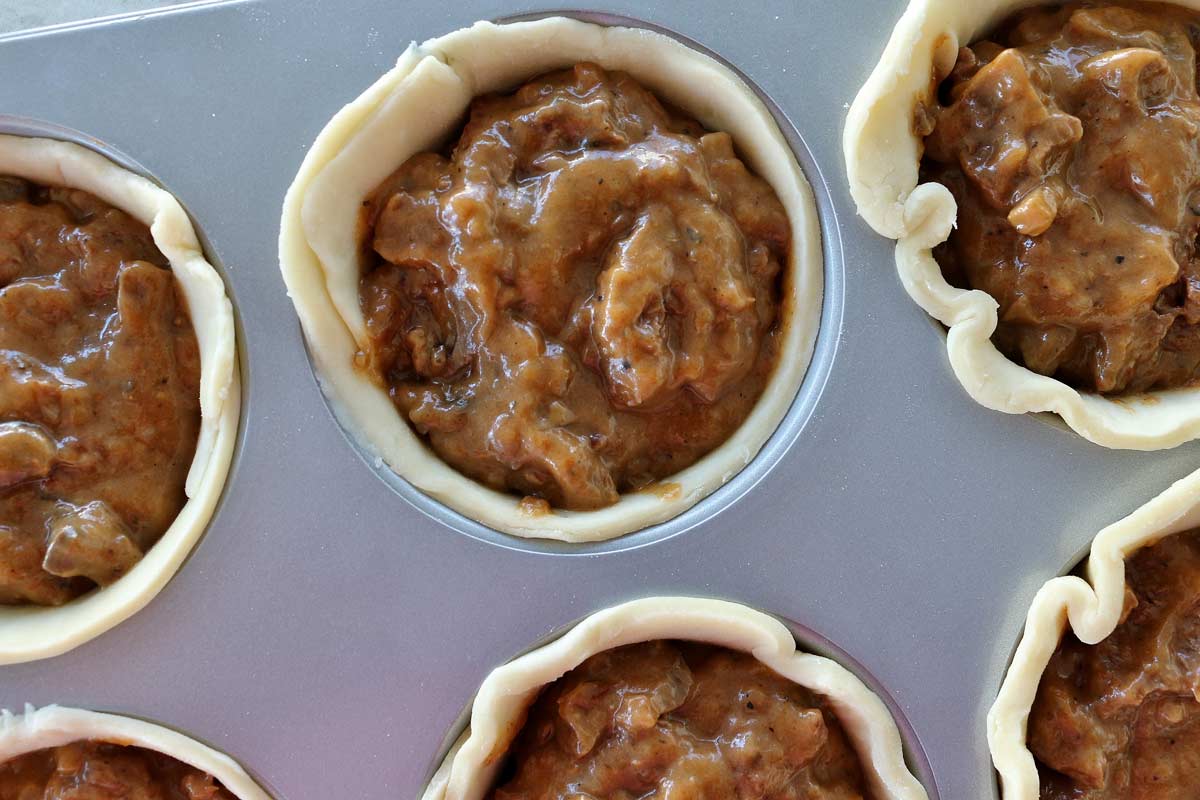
[4,1,1200,799]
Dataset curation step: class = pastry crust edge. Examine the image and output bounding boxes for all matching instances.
[0,134,240,664]
[420,596,930,800]
[278,17,823,541]
[843,0,1200,450]
[0,705,271,800]
[989,467,1200,798]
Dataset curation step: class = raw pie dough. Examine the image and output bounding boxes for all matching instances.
[420,597,929,800]
[279,17,822,541]
[989,466,1200,799]
[844,0,1200,449]
[0,135,239,664]
[0,705,270,800]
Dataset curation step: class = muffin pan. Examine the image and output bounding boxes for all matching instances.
[4,1,1200,799]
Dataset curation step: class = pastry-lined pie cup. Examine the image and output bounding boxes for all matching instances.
[0,134,240,664]
[843,0,1200,450]
[278,16,822,542]
[989,466,1200,798]
[0,705,271,799]
[420,596,929,800]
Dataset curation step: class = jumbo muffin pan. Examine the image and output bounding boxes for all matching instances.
[4,1,1200,799]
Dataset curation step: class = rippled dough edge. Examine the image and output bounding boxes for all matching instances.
[989,467,1200,799]
[420,597,930,800]
[0,135,240,664]
[278,17,823,541]
[844,0,1200,450]
[0,705,271,800]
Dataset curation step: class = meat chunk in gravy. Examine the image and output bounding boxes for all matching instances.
[1029,530,1200,798]
[0,741,236,800]
[921,2,1200,394]
[0,178,201,605]
[487,641,871,800]
[359,63,788,510]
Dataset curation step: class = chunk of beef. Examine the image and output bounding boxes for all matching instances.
[0,421,56,489]
[42,501,143,587]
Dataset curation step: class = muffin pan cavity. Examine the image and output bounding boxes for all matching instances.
[991,467,1200,800]
[423,598,935,800]
[845,0,1200,449]
[0,117,242,664]
[281,12,839,548]
[0,705,273,800]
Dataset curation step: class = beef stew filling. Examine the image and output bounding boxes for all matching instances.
[920,2,1200,394]
[487,641,871,800]
[358,63,788,511]
[0,741,235,800]
[0,177,201,606]
[1029,530,1200,798]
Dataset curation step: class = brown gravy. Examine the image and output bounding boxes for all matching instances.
[488,641,871,800]
[0,741,235,800]
[358,63,788,511]
[0,177,200,605]
[1029,530,1200,798]
[921,2,1200,394]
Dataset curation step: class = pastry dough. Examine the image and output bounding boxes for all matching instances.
[0,135,239,664]
[420,597,929,800]
[843,0,1200,449]
[279,17,822,541]
[0,705,270,800]
[989,466,1200,799]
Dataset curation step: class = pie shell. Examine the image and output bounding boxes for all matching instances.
[0,135,240,664]
[278,17,823,541]
[843,0,1200,449]
[989,466,1200,798]
[419,596,929,800]
[0,704,271,800]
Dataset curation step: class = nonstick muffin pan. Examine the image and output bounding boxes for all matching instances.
[5,1,1200,799]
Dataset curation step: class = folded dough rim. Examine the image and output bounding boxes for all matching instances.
[420,596,930,800]
[0,705,271,800]
[0,134,240,664]
[988,466,1200,798]
[278,17,823,541]
[843,0,1200,450]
